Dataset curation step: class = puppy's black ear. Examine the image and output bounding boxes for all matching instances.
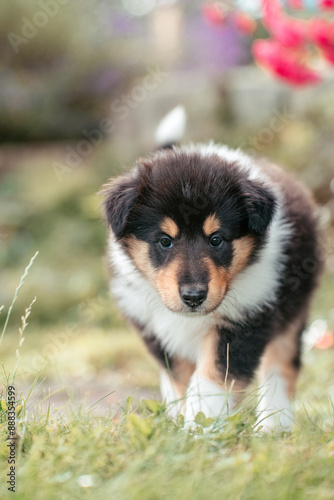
[244,181,277,236]
[101,175,139,239]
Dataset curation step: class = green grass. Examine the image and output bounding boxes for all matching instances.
[1,371,334,500]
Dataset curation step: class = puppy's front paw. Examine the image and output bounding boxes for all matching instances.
[184,374,231,425]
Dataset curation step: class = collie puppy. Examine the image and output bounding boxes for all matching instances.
[101,108,321,431]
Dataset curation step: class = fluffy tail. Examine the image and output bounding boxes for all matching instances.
[155,105,187,149]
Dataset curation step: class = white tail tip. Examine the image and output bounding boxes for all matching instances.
[155,105,187,147]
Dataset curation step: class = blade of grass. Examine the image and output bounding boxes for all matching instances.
[0,251,39,347]
[24,358,47,409]
[12,296,37,384]
[85,390,117,412]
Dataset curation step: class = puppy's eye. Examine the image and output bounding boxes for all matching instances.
[160,236,173,248]
[210,235,223,247]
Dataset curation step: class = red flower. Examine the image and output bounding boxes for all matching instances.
[202,2,227,26]
[232,11,257,35]
[252,39,321,86]
[318,0,334,10]
[261,0,308,48]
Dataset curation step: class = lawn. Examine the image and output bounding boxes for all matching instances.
[1,329,334,500]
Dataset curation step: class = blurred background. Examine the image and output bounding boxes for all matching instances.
[0,0,333,412]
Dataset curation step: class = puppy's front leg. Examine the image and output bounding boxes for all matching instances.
[185,328,239,424]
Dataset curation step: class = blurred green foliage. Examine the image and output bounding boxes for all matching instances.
[0,144,127,330]
[0,1,146,141]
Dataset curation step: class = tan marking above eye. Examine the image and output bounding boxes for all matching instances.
[160,217,179,239]
[203,214,221,236]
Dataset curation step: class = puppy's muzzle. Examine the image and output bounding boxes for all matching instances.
[179,285,208,308]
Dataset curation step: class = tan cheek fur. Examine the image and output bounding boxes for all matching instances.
[125,236,183,309]
[155,258,183,310]
[204,236,254,310]
[228,236,254,280]
[125,236,156,281]
[204,258,228,310]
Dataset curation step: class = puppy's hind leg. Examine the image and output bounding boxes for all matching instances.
[257,317,304,432]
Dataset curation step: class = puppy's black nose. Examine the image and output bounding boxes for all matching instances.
[180,286,207,308]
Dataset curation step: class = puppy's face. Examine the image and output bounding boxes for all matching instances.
[102,149,276,315]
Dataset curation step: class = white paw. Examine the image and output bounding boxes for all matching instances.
[184,374,231,425]
[257,370,293,433]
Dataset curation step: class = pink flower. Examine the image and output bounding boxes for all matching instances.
[261,0,308,48]
[262,0,281,22]
[232,11,257,35]
[202,2,227,26]
[252,39,322,86]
